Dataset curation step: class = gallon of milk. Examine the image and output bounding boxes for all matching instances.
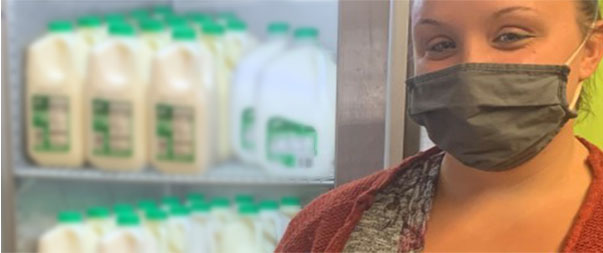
[165,15,189,31]
[166,205,191,253]
[149,26,211,174]
[139,18,170,52]
[104,13,128,27]
[208,197,235,253]
[129,8,150,24]
[201,22,232,163]
[99,212,157,253]
[280,196,302,231]
[137,199,158,218]
[186,192,204,207]
[144,209,168,253]
[161,196,181,211]
[189,201,211,253]
[26,20,87,168]
[255,27,336,178]
[258,200,283,252]
[223,19,258,70]
[220,204,262,253]
[234,194,254,209]
[77,15,106,47]
[86,206,113,239]
[85,22,151,171]
[231,22,289,164]
[38,211,96,253]
[152,5,173,20]
[215,12,238,26]
[186,12,212,35]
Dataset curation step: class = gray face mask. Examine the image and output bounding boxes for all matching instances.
[406,42,586,171]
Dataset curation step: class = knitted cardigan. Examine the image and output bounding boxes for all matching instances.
[275,138,603,252]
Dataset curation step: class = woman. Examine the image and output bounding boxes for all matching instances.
[276,0,603,252]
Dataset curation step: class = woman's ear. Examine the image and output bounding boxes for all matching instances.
[579,20,603,81]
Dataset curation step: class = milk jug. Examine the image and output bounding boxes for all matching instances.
[129,9,150,23]
[215,12,238,25]
[186,12,212,35]
[149,26,211,173]
[223,19,258,70]
[258,200,283,252]
[77,15,106,47]
[201,23,232,162]
[99,212,157,253]
[86,206,113,239]
[189,201,212,253]
[231,22,289,164]
[186,192,205,206]
[38,211,96,253]
[234,194,254,209]
[137,199,158,218]
[220,204,262,253]
[144,209,168,253]
[104,13,128,26]
[161,196,181,211]
[255,27,336,178]
[26,20,87,167]
[153,5,173,20]
[208,197,235,253]
[139,18,170,52]
[86,23,151,171]
[280,196,302,232]
[166,205,191,253]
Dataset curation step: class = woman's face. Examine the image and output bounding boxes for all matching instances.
[411,0,599,100]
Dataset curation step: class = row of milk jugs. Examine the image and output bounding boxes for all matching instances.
[38,195,302,253]
[26,13,256,172]
[27,14,336,177]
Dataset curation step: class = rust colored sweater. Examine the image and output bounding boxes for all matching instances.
[276,138,603,252]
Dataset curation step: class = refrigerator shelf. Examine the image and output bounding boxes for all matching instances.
[13,163,335,186]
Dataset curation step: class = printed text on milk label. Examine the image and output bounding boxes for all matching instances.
[266,117,317,168]
[241,107,255,151]
[31,95,70,152]
[156,104,195,162]
[92,99,133,157]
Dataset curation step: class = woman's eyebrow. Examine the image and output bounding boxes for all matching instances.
[416,18,442,27]
[493,6,536,18]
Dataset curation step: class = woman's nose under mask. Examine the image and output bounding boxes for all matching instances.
[406,39,587,171]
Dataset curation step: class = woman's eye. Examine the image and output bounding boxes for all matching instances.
[427,40,456,53]
[493,32,533,44]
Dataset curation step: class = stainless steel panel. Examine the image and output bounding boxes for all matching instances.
[2,0,17,251]
[335,0,391,186]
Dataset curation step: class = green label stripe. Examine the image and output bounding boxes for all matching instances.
[91,98,133,157]
[241,107,255,151]
[155,103,195,163]
[31,95,70,152]
[266,116,317,168]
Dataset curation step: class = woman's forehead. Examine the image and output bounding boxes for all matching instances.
[411,0,574,23]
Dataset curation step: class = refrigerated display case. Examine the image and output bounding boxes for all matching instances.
[1,0,414,251]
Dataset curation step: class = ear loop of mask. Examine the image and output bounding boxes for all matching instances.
[565,5,599,110]
[565,29,593,111]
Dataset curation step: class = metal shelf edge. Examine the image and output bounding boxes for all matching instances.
[13,167,335,186]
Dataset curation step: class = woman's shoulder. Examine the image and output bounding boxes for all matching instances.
[563,138,603,252]
[275,147,444,252]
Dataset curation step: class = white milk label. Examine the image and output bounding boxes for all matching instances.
[155,104,195,163]
[266,117,317,168]
[240,107,255,151]
[92,99,133,157]
[31,95,70,152]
